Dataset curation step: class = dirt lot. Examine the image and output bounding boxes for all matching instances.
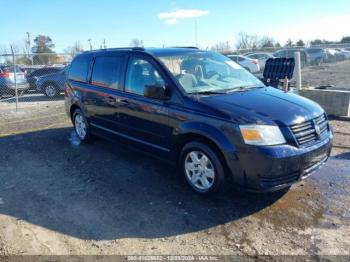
[0,98,349,257]
[302,60,350,90]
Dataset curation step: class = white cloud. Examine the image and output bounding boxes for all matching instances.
[272,15,350,43]
[158,9,209,25]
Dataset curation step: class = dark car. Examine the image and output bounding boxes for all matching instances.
[64,47,333,195]
[36,67,67,97]
[0,65,30,97]
[26,67,63,90]
[305,48,328,65]
[273,49,310,67]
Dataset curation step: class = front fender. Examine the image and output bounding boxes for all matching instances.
[176,121,236,154]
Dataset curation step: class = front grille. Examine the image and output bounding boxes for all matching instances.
[290,114,329,146]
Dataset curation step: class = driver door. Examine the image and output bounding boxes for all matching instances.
[118,55,172,153]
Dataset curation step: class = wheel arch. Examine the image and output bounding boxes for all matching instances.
[175,122,237,178]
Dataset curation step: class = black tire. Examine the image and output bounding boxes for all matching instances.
[180,141,226,195]
[72,109,93,143]
[43,83,59,98]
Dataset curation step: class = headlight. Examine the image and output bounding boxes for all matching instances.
[239,125,286,146]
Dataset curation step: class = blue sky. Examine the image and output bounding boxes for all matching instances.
[1,0,350,52]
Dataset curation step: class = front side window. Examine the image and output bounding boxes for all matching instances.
[125,58,165,95]
[157,51,264,94]
[91,56,124,89]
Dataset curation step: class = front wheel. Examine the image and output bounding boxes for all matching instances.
[44,84,59,97]
[180,142,226,195]
[73,109,92,143]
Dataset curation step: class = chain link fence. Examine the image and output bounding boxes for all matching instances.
[0,52,73,111]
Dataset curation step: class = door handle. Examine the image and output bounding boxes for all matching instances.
[106,96,116,104]
[116,98,129,104]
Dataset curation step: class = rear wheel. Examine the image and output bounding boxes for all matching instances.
[44,83,59,97]
[180,142,225,195]
[73,109,92,143]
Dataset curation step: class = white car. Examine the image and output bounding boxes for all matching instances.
[227,55,260,73]
[246,52,275,71]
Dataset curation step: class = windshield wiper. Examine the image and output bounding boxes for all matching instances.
[225,85,263,93]
[189,90,226,95]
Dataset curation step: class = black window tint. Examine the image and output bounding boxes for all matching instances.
[91,56,124,89]
[68,55,90,82]
[125,58,165,96]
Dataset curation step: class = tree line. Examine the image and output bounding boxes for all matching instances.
[211,32,350,53]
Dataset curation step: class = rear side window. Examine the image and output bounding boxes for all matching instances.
[68,55,91,82]
[91,56,124,89]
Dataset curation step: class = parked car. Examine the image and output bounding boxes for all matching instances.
[0,65,30,97]
[226,55,260,73]
[305,48,328,65]
[246,52,275,71]
[273,49,310,67]
[65,47,333,195]
[335,48,350,59]
[36,67,67,97]
[26,67,63,90]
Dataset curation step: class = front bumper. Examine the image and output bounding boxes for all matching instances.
[230,133,333,192]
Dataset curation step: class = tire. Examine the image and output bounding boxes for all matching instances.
[43,83,59,98]
[72,109,92,143]
[180,141,226,195]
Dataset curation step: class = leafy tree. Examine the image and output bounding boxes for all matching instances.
[275,42,281,48]
[296,39,305,47]
[340,36,350,43]
[32,35,56,65]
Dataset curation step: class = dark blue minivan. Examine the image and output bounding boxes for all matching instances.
[64,47,333,195]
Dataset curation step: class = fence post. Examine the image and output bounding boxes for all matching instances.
[294,51,302,91]
[10,45,18,112]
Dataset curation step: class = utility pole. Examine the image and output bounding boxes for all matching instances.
[103,39,106,49]
[88,39,92,50]
[26,32,33,65]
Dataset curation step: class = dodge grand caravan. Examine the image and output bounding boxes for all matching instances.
[64,47,333,195]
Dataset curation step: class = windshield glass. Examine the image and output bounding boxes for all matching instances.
[157,51,264,94]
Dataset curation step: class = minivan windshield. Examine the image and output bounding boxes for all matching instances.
[156,51,264,94]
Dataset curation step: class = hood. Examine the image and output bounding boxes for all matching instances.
[200,87,324,126]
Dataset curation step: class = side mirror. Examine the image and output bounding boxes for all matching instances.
[144,84,168,100]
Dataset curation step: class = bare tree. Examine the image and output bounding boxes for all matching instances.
[64,41,84,58]
[259,36,275,48]
[129,39,144,47]
[285,39,293,47]
[211,41,231,53]
[235,32,258,50]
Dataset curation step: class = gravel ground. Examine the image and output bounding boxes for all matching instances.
[302,60,350,90]
[0,99,349,257]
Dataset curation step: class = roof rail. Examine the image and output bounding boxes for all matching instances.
[83,47,145,53]
[168,46,199,49]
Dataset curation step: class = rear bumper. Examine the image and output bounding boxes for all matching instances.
[229,133,333,192]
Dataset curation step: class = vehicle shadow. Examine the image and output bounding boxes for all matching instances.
[0,127,286,240]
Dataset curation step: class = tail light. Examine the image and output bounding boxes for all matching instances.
[252,60,258,64]
[0,72,10,78]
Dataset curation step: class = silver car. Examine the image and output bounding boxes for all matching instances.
[0,65,30,97]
